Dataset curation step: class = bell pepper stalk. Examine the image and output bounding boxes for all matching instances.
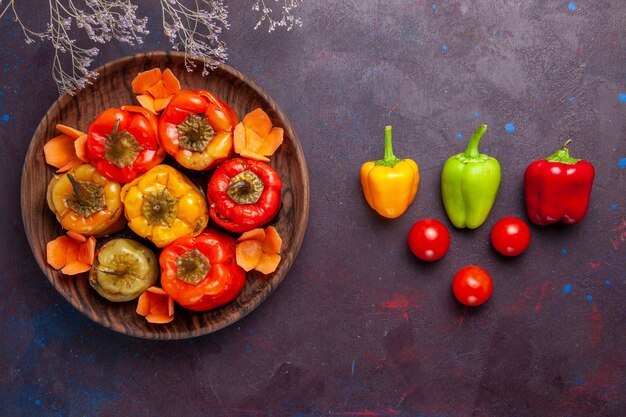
[207,158,282,233]
[159,230,246,311]
[441,124,501,229]
[524,139,595,225]
[46,163,125,237]
[158,90,239,170]
[360,125,420,219]
[120,164,209,248]
[87,106,165,183]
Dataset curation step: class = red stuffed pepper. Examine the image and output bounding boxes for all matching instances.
[207,158,282,233]
[87,106,165,183]
[160,230,246,311]
[158,90,238,170]
[524,140,594,225]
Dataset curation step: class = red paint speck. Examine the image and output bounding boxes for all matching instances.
[590,262,601,269]
[590,305,602,346]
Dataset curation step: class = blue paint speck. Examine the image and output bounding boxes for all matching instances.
[441,44,449,52]
[619,158,626,169]
[432,3,437,9]
[1,114,9,122]
[474,112,480,118]
[611,204,617,210]
[562,248,567,254]
[504,123,516,133]
[568,96,575,102]
[456,133,463,139]
[563,284,572,294]
[619,93,626,103]
[34,400,41,406]
[605,279,611,285]
[568,2,577,11]
[351,358,356,375]
[586,295,593,301]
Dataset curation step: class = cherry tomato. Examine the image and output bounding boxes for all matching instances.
[490,216,531,256]
[407,218,450,261]
[452,265,493,306]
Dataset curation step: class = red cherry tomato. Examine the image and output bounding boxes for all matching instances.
[452,266,493,306]
[490,216,531,256]
[407,218,450,261]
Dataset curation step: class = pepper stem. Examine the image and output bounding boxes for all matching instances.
[546,139,580,164]
[67,174,86,200]
[375,125,402,167]
[464,124,488,158]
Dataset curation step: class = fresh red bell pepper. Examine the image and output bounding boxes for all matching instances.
[87,106,165,183]
[159,229,246,311]
[524,140,594,225]
[207,158,282,233]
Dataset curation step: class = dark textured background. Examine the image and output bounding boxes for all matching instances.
[1,1,625,416]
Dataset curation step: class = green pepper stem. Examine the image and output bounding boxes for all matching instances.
[376,125,402,167]
[546,139,579,164]
[464,124,488,158]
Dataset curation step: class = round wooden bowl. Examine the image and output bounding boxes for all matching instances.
[21,52,309,339]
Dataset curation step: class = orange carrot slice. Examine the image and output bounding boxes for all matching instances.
[255,253,281,274]
[44,135,76,168]
[56,158,83,173]
[137,287,174,324]
[61,260,91,275]
[66,231,87,243]
[233,123,246,154]
[74,134,88,162]
[257,127,284,156]
[237,228,266,242]
[136,94,157,114]
[162,69,181,95]
[131,68,162,94]
[56,123,84,140]
[153,95,174,112]
[47,236,73,270]
[236,240,263,272]
[239,149,270,162]
[146,314,174,324]
[242,108,273,138]
[77,236,96,265]
[262,226,282,254]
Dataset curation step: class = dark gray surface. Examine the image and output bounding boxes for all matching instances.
[1,1,625,416]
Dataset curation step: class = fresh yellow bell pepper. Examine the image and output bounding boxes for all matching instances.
[360,125,419,218]
[120,164,209,247]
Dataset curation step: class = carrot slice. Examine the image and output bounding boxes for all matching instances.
[233,123,246,154]
[131,68,162,94]
[146,80,170,99]
[255,253,281,275]
[153,95,173,112]
[237,228,266,242]
[66,231,87,243]
[257,127,284,156]
[56,124,84,140]
[244,128,266,153]
[44,135,76,168]
[61,260,91,275]
[55,158,83,173]
[239,149,270,162]
[136,94,157,114]
[242,108,273,138]
[47,236,73,270]
[236,240,263,272]
[147,286,167,295]
[262,226,282,254]
[146,314,174,324]
[136,291,153,315]
[77,236,96,265]
[162,69,181,95]
[74,134,88,162]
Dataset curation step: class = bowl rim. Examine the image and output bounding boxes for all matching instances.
[20,51,310,339]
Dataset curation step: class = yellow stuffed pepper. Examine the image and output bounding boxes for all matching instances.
[120,164,209,248]
[46,164,125,237]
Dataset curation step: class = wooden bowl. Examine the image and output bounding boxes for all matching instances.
[21,52,309,339]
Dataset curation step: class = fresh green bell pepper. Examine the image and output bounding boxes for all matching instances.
[441,124,501,229]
